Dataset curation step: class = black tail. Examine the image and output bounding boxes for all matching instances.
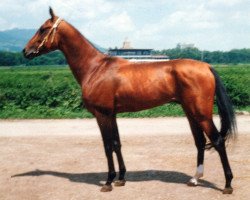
[210,67,237,141]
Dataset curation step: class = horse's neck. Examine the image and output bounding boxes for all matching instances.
[58,22,104,84]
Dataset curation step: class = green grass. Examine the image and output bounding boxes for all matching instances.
[0,64,249,119]
[118,103,185,118]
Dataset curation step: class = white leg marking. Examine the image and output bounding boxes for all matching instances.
[195,164,204,178]
[188,165,204,186]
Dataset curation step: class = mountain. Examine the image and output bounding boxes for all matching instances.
[0,29,36,52]
[0,28,107,52]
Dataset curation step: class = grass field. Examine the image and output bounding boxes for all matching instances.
[0,64,249,119]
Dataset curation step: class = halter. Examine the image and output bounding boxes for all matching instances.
[35,17,62,53]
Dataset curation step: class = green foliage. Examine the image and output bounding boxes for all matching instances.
[0,51,66,66]
[153,48,250,64]
[0,65,249,119]
[214,64,250,107]
[0,66,85,118]
[0,51,25,66]
[1,48,250,66]
[118,103,185,118]
[25,51,67,66]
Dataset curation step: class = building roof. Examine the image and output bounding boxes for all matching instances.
[108,48,153,51]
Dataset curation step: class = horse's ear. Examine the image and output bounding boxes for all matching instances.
[49,7,55,21]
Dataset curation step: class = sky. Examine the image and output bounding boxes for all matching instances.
[0,0,249,51]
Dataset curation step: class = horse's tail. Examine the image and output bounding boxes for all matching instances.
[210,67,237,141]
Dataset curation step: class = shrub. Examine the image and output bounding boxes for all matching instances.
[0,65,249,118]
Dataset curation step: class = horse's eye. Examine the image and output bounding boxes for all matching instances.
[39,27,47,34]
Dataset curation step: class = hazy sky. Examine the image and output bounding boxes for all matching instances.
[0,0,249,51]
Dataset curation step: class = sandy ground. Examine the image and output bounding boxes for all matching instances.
[0,116,249,200]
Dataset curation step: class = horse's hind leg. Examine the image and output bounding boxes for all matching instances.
[199,119,233,194]
[186,115,206,186]
[182,99,233,193]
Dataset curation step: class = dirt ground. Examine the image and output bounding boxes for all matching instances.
[0,116,249,200]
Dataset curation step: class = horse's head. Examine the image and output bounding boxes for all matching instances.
[23,7,62,59]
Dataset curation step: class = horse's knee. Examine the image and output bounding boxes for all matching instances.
[103,139,122,155]
[113,140,121,153]
[104,144,112,155]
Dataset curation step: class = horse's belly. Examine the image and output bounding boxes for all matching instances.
[115,91,176,113]
[116,101,169,113]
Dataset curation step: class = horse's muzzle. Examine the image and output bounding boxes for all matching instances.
[22,48,37,59]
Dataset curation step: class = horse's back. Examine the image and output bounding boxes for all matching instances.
[115,59,215,113]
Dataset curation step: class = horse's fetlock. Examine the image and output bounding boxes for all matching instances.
[109,171,116,180]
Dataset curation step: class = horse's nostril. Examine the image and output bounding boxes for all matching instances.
[22,48,26,54]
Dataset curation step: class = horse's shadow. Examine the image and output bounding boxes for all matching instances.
[12,169,222,192]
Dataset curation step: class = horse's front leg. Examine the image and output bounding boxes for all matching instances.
[111,117,126,187]
[95,111,116,192]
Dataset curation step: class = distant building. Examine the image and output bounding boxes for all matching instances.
[176,43,195,49]
[122,38,132,49]
[108,39,169,62]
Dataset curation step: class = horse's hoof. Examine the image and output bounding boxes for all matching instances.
[100,185,112,192]
[223,187,233,194]
[187,178,198,187]
[114,179,126,187]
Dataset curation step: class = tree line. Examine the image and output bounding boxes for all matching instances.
[153,48,250,64]
[0,51,66,66]
[0,48,250,66]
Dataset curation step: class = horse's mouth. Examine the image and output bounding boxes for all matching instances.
[22,48,38,60]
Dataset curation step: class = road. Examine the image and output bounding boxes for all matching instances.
[0,116,249,200]
[1,116,249,137]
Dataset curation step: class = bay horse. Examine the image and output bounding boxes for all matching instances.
[23,8,236,194]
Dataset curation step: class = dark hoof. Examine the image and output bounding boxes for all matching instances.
[223,187,233,194]
[114,179,126,187]
[187,182,197,187]
[100,185,112,192]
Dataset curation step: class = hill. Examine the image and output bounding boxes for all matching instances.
[0,28,106,52]
[0,29,35,52]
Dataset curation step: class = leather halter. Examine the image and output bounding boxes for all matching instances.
[35,17,62,53]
